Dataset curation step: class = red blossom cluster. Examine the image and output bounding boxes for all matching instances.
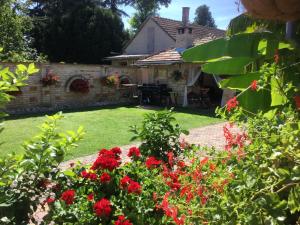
[145,156,162,169]
[61,189,75,205]
[93,198,112,217]
[179,138,190,149]
[91,147,122,171]
[114,215,133,225]
[223,124,248,155]
[81,170,98,180]
[100,172,111,183]
[43,197,55,205]
[87,193,94,201]
[120,176,142,195]
[250,80,258,91]
[41,72,59,87]
[158,192,186,225]
[226,96,239,112]
[127,147,141,159]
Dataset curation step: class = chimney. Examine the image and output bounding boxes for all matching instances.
[182,7,190,26]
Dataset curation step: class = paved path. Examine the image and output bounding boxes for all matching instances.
[61,122,228,170]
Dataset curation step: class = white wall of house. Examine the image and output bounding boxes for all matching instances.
[125,19,175,55]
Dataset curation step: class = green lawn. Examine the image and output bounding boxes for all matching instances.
[0,106,222,160]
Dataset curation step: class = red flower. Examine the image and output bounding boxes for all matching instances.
[111,147,122,155]
[250,80,258,91]
[81,170,89,178]
[61,190,75,205]
[201,196,208,205]
[200,157,209,166]
[114,215,133,225]
[94,198,112,217]
[100,172,111,183]
[209,163,216,172]
[127,147,141,158]
[146,157,162,169]
[127,181,142,195]
[81,170,98,180]
[91,148,121,171]
[89,173,98,181]
[177,161,186,168]
[226,97,239,112]
[120,176,132,188]
[167,152,174,167]
[120,176,142,195]
[43,197,55,205]
[87,193,94,201]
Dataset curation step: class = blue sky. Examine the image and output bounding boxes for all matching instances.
[120,0,242,30]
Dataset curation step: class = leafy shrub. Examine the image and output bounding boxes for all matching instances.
[0,114,84,224]
[130,109,189,162]
[44,146,169,225]
[0,64,84,224]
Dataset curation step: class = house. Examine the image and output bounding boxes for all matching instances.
[107,7,228,107]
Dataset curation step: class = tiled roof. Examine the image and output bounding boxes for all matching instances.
[136,49,182,65]
[152,16,226,41]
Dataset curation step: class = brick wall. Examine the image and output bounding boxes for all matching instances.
[1,63,140,112]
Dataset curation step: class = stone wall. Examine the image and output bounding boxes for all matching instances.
[1,63,140,113]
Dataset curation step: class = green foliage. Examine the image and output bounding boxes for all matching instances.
[183,31,298,113]
[194,4,216,28]
[227,14,300,41]
[130,109,189,162]
[0,113,84,224]
[0,63,38,134]
[128,0,159,34]
[29,0,128,64]
[0,0,44,62]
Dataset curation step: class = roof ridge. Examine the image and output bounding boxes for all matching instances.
[152,16,182,24]
[152,16,225,32]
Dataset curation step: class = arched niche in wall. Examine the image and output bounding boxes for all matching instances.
[65,75,90,93]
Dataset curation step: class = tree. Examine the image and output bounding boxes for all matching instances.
[0,0,41,62]
[194,4,216,28]
[29,0,128,64]
[129,0,158,34]
[128,0,171,34]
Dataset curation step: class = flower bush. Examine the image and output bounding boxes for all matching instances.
[130,109,189,162]
[44,146,170,224]
[101,74,120,88]
[41,71,59,87]
[70,78,90,93]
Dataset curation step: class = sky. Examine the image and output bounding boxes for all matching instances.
[120,0,243,30]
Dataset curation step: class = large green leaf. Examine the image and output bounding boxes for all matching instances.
[270,77,287,106]
[183,32,275,63]
[220,72,261,90]
[238,88,271,113]
[202,57,254,75]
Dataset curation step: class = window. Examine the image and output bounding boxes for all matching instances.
[188,28,193,34]
[178,28,185,34]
